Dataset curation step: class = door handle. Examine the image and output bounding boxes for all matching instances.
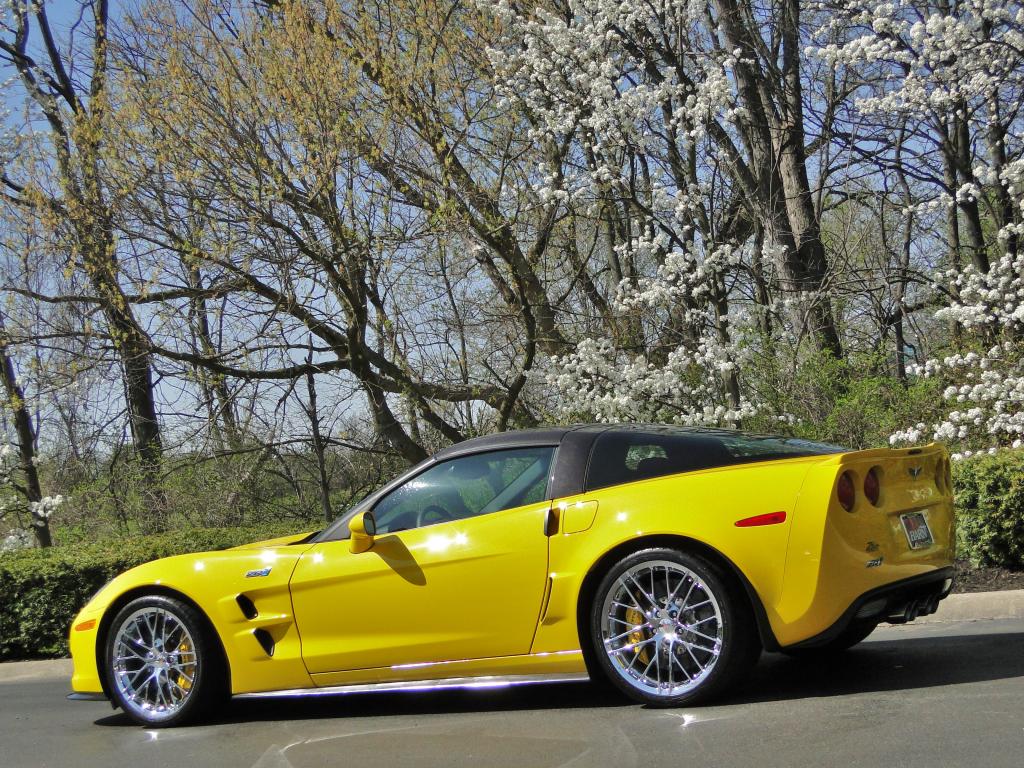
[543,506,560,537]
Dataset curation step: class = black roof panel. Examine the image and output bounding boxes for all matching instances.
[433,426,584,460]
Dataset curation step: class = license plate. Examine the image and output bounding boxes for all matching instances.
[901,511,933,549]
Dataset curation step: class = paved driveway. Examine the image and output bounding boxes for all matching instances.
[2,619,1022,768]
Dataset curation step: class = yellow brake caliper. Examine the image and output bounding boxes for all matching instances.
[625,607,650,664]
[175,640,193,693]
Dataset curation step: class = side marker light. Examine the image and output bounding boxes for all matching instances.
[734,511,787,527]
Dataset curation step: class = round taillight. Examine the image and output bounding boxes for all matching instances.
[837,471,856,512]
[864,467,881,506]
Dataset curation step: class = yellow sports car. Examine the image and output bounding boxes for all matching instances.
[68,425,955,726]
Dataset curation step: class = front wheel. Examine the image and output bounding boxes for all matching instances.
[588,548,760,707]
[105,595,225,726]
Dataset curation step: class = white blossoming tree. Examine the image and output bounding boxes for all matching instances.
[891,160,1024,455]
[809,0,1024,275]
[806,0,1024,454]
[0,442,63,551]
[485,0,865,426]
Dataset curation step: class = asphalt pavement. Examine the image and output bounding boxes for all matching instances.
[2,616,1023,768]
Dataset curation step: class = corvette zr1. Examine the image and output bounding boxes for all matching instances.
[68,425,955,725]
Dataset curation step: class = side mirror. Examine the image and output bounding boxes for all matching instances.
[349,511,377,554]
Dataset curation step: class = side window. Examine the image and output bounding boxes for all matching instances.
[585,432,733,491]
[625,443,667,470]
[371,446,555,534]
[585,434,681,491]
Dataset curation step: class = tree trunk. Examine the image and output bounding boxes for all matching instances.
[986,95,1019,259]
[189,265,240,449]
[714,0,843,358]
[304,356,333,524]
[0,320,50,547]
[776,0,843,359]
[953,113,989,273]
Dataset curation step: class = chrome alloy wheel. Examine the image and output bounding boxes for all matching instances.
[111,607,199,722]
[600,559,724,698]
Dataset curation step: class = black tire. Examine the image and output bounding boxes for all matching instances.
[104,595,226,727]
[587,548,760,707]
[780,619,879,658]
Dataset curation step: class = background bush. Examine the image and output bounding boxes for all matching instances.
[954,450,1024,569]
[0,523,301,661]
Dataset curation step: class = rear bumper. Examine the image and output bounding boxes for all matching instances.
[783,566,955,650]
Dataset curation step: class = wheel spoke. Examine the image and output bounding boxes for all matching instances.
[666,639,674,688]
[686,628,720,644]
[615,580,644,609]
[609,636,657,655]
[684,642,709,672]
[685,640,719,654]
[127,666,150,687]
[640,650,658,680]
[625,572,658,609]
[117,646,148,662]
[670,648,693,682]
[143,612,157,647]
[605,623,651,644]
[610,600,640,613]
[665,568,691,605]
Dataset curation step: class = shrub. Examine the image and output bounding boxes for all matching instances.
[0,523,303,660]
[954,450,1024,568]
[745,349,944,449]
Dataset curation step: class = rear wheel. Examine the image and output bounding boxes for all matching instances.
[588,548,759,706]
[105,595,225,727]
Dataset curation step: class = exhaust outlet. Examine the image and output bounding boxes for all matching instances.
[904,601,919,622]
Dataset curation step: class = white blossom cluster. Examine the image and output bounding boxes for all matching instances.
[891,199,1024,453]
[29,494,64,525]
[484,0,738,206]
[807,0,1024,255]
[485,1,735,147]
[0,442,62,544]
[1,528,31,552]
[808,0,1024,118]
[542,337,758,426]
[539,219,759,424]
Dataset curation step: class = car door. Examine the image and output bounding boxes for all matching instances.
[289,446,556,675]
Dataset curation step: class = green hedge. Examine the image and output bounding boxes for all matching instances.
[954,450,1024,569]
[0,524,302,661]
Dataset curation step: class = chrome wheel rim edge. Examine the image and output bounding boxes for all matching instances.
[111,607,198,721]
[599,559,724,698]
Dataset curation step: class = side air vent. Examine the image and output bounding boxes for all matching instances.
[253,628,275,657]
[236,594,258,620]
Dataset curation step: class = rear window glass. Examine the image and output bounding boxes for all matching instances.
[584,430,845,492]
